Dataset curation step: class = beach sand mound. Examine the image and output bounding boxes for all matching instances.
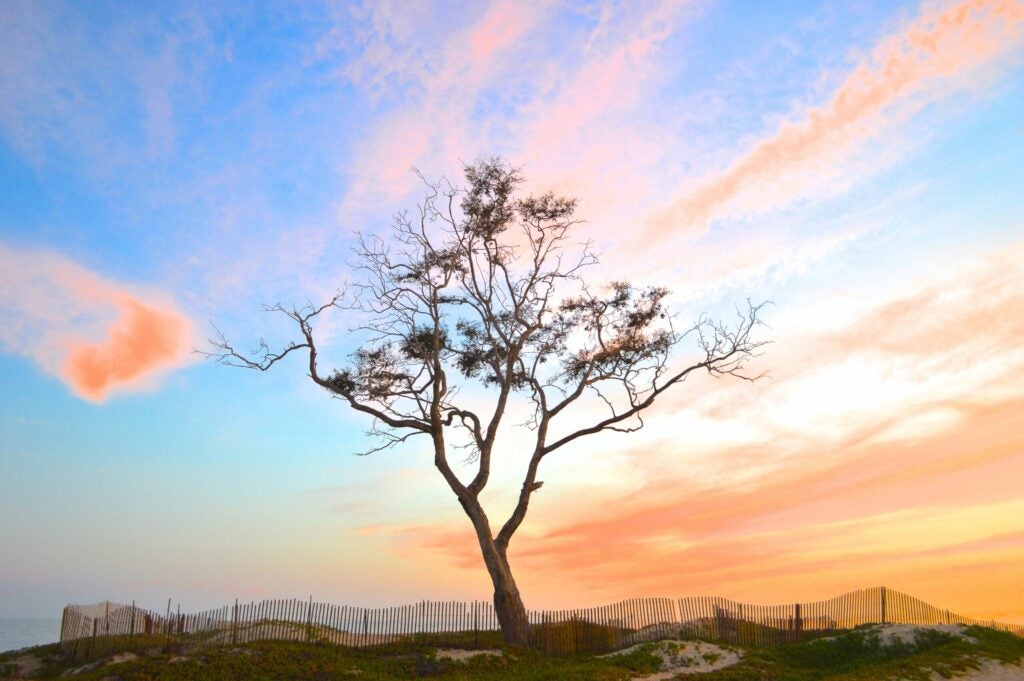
[829,625,1024,680]
[929,658,1024,680]
[435,648,502,662]
[868,623,978,646]
[2,653,42,679]
[600,639,742,678]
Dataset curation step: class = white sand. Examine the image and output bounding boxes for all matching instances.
[928,658,1024,680]
[869,623,977,646]
[435,648,502,661]
[4,653,41,678]
[600,639,742,678]
[831,625,1024,680]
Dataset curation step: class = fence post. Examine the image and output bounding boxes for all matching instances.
[306,595,312,642]
[573,612,580,655]
[165,598,172,646]
[794,603,802,642]
[232,599,239,645]
[130,600,136,638]
[880,587,886,625]
[59,607,68,651]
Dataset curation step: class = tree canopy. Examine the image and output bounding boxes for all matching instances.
[206,158,768,644]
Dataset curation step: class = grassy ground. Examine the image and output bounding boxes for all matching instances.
[1,625,1021,679]
[700,625,1024,680]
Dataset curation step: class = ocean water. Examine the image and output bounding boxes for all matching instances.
[0,618,60,654]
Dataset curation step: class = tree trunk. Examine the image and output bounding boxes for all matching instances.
[457,492,532,645]
[482,543,531,646]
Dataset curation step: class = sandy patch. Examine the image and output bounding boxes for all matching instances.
[930,658,1024,680]
[61,661,101,676]
[601,639,742,678]
[869,623,978,646]
[4,653,41,678]
[435,648,502,662]
[107,652,138,665]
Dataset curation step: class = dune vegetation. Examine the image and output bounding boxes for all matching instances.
[2,623,1023,680]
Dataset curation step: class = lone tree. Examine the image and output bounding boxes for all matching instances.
[207,159,767,646]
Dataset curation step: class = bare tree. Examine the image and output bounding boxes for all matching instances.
[205,159,767,645]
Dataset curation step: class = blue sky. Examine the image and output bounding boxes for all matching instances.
[2,0,1023,623]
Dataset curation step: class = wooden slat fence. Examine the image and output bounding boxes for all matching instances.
[676,586,1024,645]
[59,586,1024,660]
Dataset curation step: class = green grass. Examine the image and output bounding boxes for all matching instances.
[0,638,662,680]
[2,625,1021,680]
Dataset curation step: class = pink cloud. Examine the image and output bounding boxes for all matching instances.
[511,3,691,230]
[331,0,1021,301]
[337,1,694,227]
[338,1,548,214]
[0,243,194,402]
[650,0,1024,236]
[466,0,540,66]
[525,26,673,152]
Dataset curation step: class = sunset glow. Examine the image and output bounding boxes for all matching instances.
[1,0,1022,630]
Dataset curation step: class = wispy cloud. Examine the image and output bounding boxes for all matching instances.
[649,0,1024,236]
[0,244,194,402]
[325,0,1024,305]
[332,0,552,209]
[332,1,696,224]
[0,1,207,166]
[513,1,695,231]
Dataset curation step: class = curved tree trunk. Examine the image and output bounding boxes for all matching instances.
[457,486,532,645]
[480,541,531,645]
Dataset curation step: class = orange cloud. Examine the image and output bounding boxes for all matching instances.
[388,397,1024,616]
[62,294,191,401]
[652,0,1024,236]
[509,402,1021,561]
[352,241,1024,619]
[0,243,193,402]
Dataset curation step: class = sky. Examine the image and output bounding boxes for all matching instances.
[1,0,1023,625]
